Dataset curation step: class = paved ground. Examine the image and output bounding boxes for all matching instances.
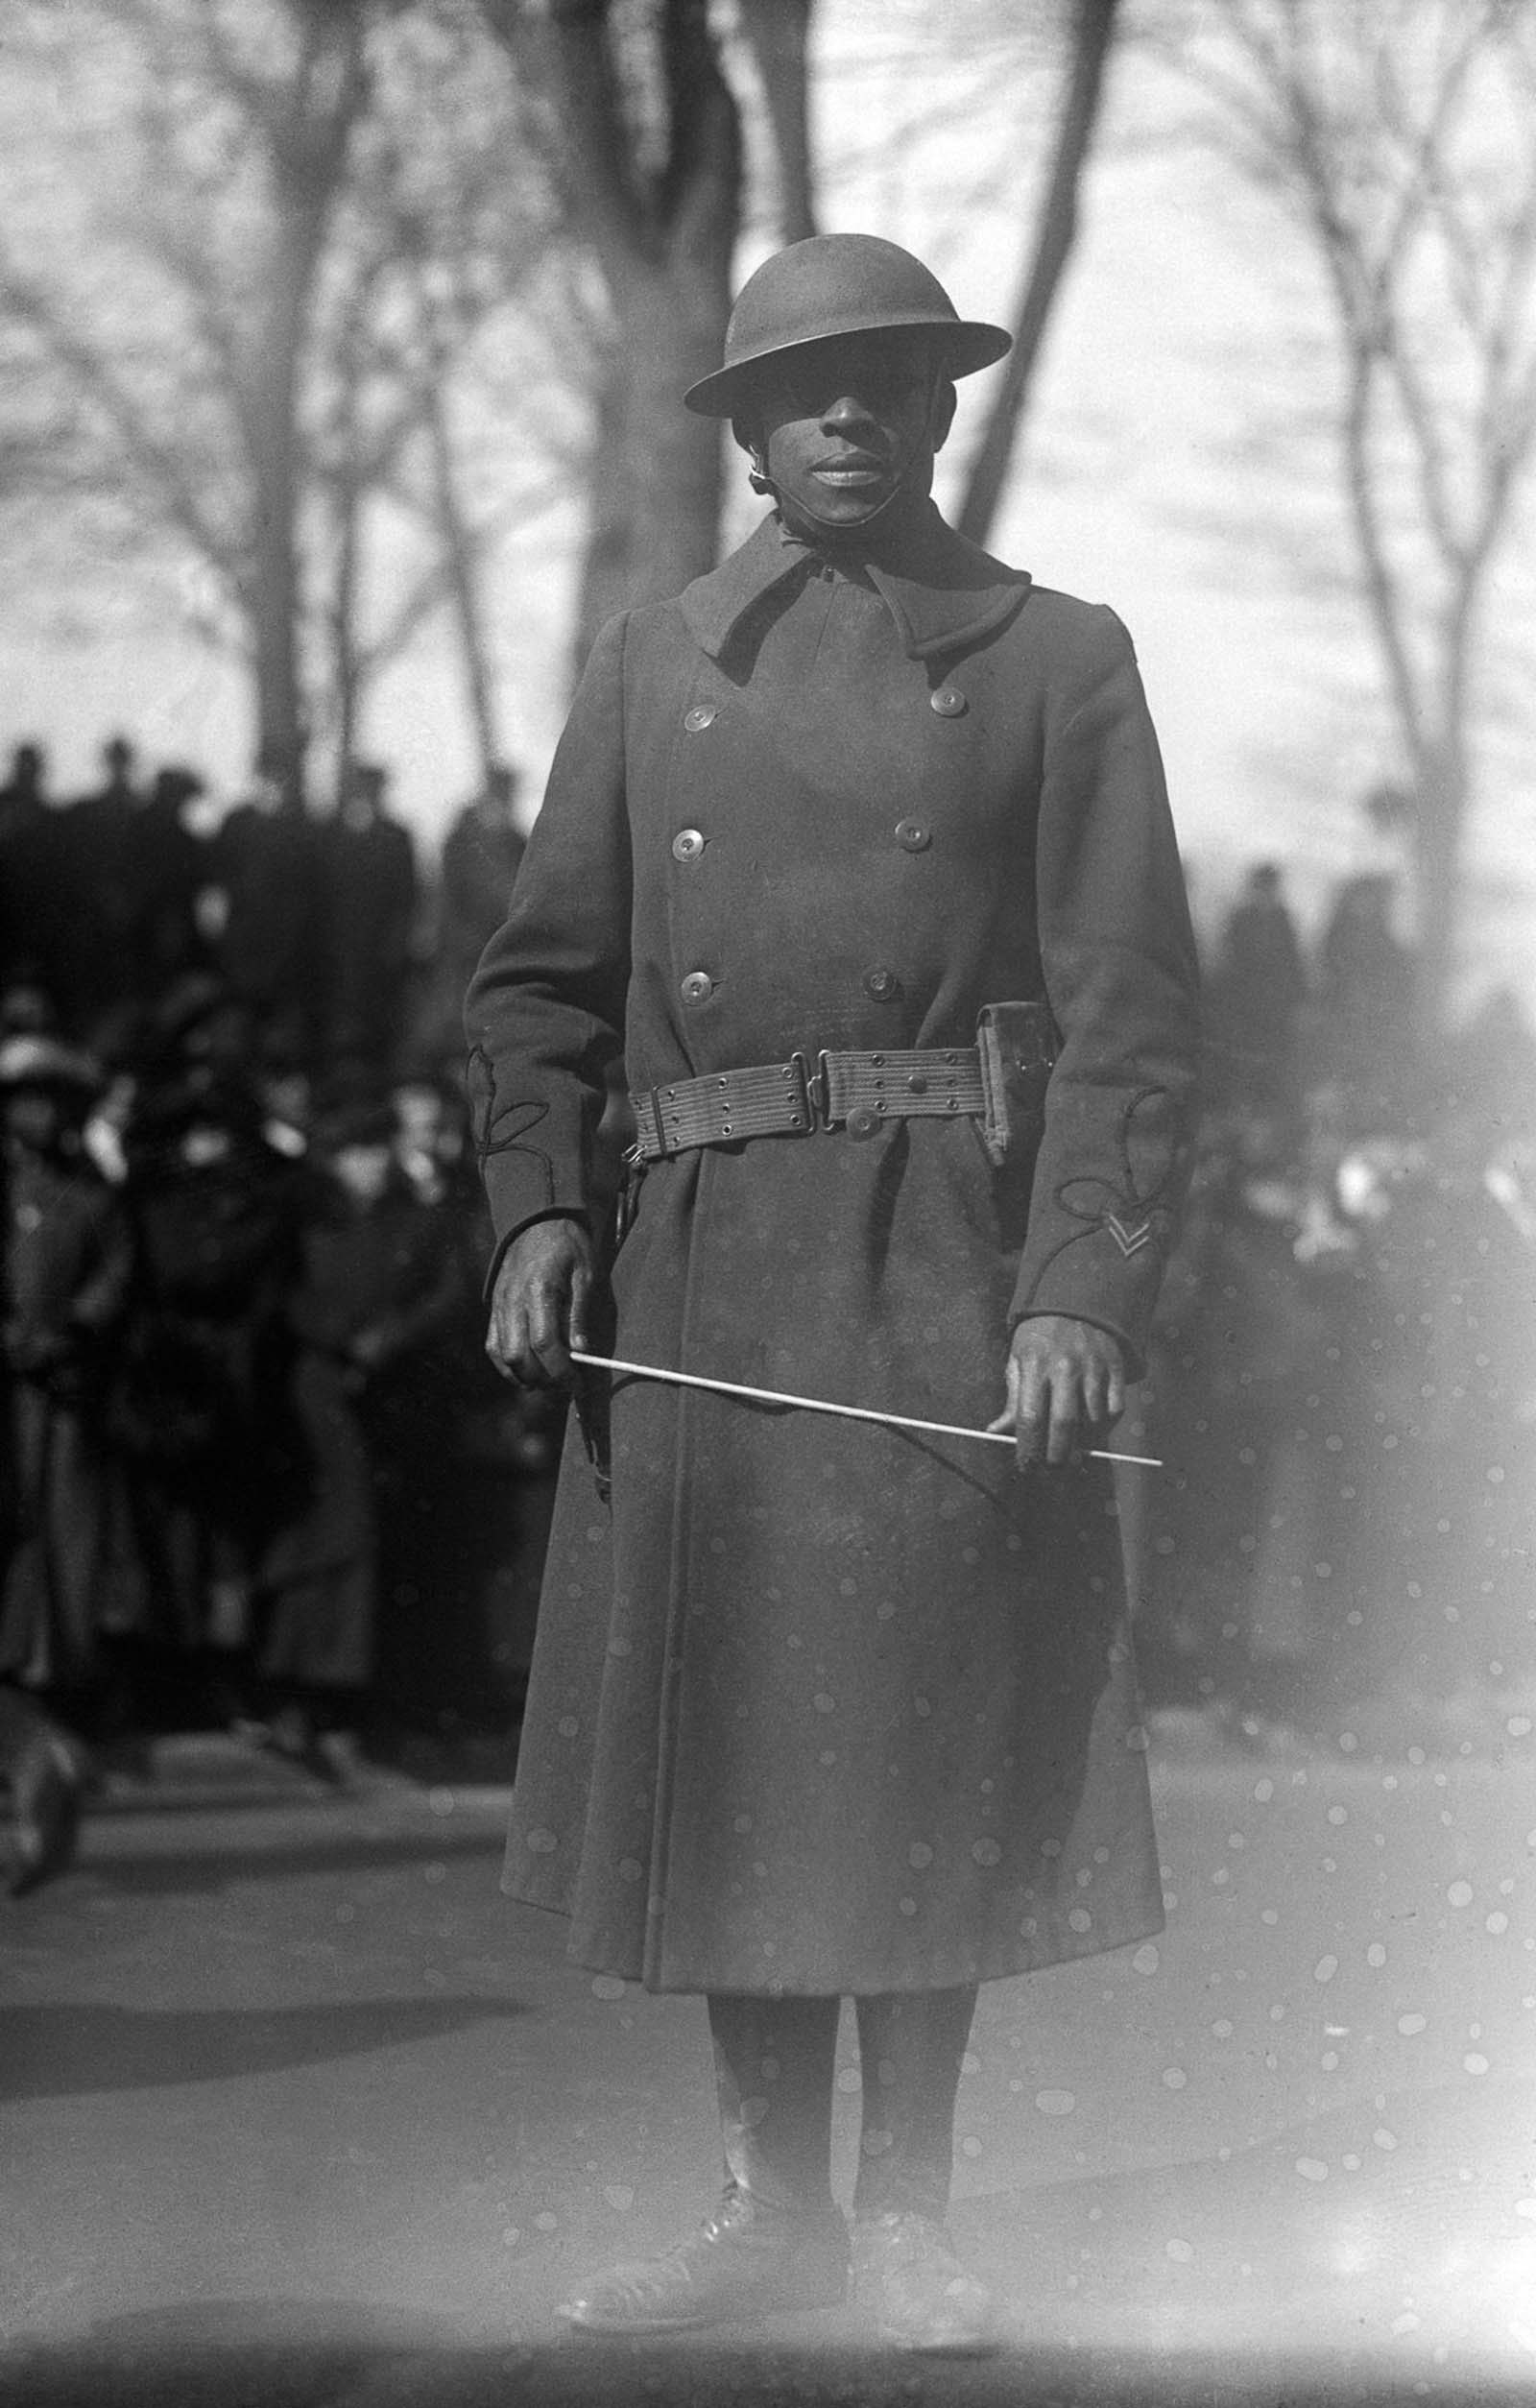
[3,1713,1535,2406]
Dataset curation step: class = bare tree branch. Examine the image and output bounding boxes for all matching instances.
[957,0,1121,547]
[1162,0,1536,1027]
[0,244,238,578]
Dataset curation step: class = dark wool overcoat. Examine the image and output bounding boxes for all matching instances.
[467,501,1201,1997]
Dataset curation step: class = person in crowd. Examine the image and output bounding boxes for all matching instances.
[79,733,139,818]
[1313,871,1417,1121]
[1327,1085,1536,1722]
[313,1085,484,1750]
[113,987,314,1725]
[1204,860,1308,1107]
[408,768,527,1076]
[439,764,526,998]
[1139,1097,1359,1735]
[251,1087,453,1780]
[324,761,420,1076]
[0,739,49,837]
[117,764,214,1013]
[392,1071,569,1735]
[0,746,75,1019]
[0,1035,137,1888]
[467,233,1200,2349]
[61,735,150,1044]
[206,768,328,1073]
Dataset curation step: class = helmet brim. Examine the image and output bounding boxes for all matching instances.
[684,315,1012,418]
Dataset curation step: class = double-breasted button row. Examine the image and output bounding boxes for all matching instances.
[685,967,896,1006]
[677,824,925,861]
[686,691,963,729]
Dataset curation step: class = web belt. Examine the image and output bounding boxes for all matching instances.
[628,1046,987,1160]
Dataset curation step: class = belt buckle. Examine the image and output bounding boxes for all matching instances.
[788,1049,829,1132]
[637,1089,667,1158]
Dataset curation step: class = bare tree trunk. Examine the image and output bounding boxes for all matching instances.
[328,466,364,803]
[1411,732,1469,1043]
[482,0,742,682]
[427,385,502,781]
[417,282,502,779]
[957,0,1120,548]
[248,229,311,809]
[238,6,371,809]
[619,258,731,607]
[738,0,816,243]
[572,341,633,669]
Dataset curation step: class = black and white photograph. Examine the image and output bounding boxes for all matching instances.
[2,4,1534,2403]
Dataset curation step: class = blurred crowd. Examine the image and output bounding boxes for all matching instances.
[1137,860,1536,1748]
[0,734,577,1893]
[1,734,1532,1890]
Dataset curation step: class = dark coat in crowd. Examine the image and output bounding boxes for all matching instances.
[468,502,1201,1997]
[323,813,418,1069]
[440,802,527,989]
[1,1150,137,1685]
[259,1155,458,1694]
[209,804,327,1066]
[0,807,83,1029]
[116,1081,313,1646]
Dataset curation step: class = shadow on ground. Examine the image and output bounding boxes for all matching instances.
[1,2298,1528,2408]
[67,1824,506,1900]
[0,1993,526,2101]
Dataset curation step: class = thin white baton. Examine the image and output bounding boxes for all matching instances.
[568,1351,1163,1467]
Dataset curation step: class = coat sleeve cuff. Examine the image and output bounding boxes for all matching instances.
[1008,1222,1172,1384]
[481,1207,591,1302]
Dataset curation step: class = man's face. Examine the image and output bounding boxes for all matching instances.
[750,332,947,532]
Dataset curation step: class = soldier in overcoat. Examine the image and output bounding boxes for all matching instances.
[467,234,1201,2350]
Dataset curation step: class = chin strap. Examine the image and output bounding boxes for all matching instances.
[744,362,943,543]
[748,459,907,541]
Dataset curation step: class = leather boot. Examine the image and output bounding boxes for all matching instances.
[560,1992,848,2334]
[851,1987,997,2352]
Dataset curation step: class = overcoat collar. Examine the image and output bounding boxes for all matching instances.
[679,502,1032,665]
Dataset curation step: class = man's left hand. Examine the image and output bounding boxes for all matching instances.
[986,1315,1126,1469]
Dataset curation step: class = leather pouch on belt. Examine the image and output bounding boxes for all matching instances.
[976,999,1058,1169]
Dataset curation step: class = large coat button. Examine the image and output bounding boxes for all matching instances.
[929,686,966,717]
[684,703,717,733]
[894,819,930,852]
[672,829,706,861]
[845,1105,880,1142]
[681,971,713,1003]
[863,966,899,1000]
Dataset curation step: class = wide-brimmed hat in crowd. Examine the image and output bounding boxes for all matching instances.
[0,1034,104,1096]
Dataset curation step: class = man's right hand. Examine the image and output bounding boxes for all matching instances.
[485,1215,596,1388]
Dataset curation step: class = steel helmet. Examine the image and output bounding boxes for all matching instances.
[684,233,1011,417]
